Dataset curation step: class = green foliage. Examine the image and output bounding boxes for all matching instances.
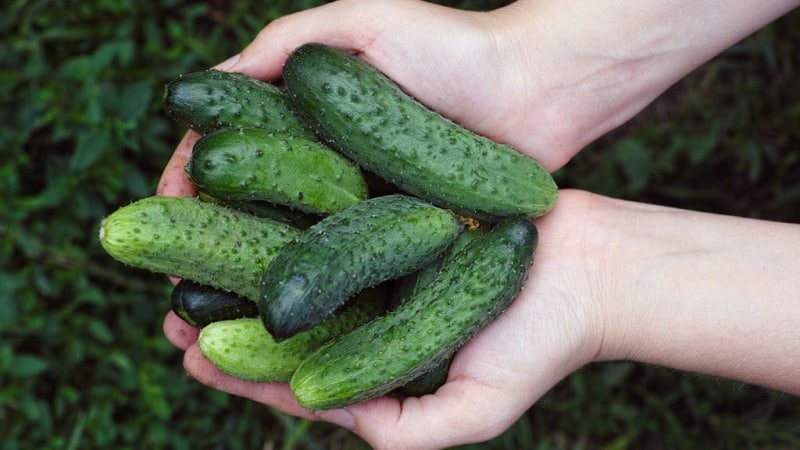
[1,0,798,448]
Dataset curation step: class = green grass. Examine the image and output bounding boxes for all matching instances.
[1,1,798,448]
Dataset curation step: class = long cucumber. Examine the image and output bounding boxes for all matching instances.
[291,217,538,409]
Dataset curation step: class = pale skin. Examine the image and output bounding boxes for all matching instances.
[157,1,800,448]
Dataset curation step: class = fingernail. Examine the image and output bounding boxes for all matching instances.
[318,408,356,431]
[214,53,241,71]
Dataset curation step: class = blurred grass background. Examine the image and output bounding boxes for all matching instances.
[1,0,798,448]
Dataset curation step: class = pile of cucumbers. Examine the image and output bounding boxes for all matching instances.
[99,43,557,409]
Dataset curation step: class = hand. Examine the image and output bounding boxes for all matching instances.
[158,0,800,447]
[164,186,800,448]
[164,189,608,449]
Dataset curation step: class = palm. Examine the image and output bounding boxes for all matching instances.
[164,190,601,449]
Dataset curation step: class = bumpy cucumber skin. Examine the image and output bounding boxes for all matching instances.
[290,217,538,410]
[196,191,320,229]
[186,128,368,215]
[99,196,300,300]
[170,280,259,328]
[163,69,315,138]
[283,43,558,220]
[199,287,388,383]
[260,194,462,341]
[395,226,488,396]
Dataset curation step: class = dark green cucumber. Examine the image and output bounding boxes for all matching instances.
[260,194,462,341]
[198,286,388,383]
[163,69,316,138]
[99,196,300,300]
[392,224,489,308]
[186,128,368,215]
[196,191,320,229]
[395,225,488,396]
[171,279,259,328]
[283,43,558,220]
[290,217,538,410]
[399,359,451,397]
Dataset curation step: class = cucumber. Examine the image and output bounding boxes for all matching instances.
[198,286,389,383]
[283,43,558,220]
[99,196,300,300]
[163,69,316,138]
[395,225,488,396]
[186,128,368,215]
[259,194,462,341]
[171,279,259,328]
[290,217,538,410]
[196,191,320,229]
[399,359,451,397]
[392,224,489,308]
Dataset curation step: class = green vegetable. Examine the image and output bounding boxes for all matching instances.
[291,217,538,410]
[170,279,259,328]
[198,286,389,383]
[283,43,558,220]
[395,225,489,396]
[163,69,315,138]
[196,191,320,229]
[186,128,368,215]
[259,194,462,341]
[99,196,300,299]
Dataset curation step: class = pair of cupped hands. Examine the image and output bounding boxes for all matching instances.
[157,1,800,448]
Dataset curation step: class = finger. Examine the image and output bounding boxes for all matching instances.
[156,130,199,197]
[228,0,391,80]
[163,311,200,351]
[182,343,318,420]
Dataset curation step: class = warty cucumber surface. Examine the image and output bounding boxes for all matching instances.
[163,69,316,138]
[199,286,389,383]
[394,225,489,396]
[185,128,368,215]
[290,217,538,410]
[99,196,300,300]
[283,43,558,220]
[259,194,462,341]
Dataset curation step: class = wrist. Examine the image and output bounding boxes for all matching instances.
[589,196,800,394]
[484,0,799,167]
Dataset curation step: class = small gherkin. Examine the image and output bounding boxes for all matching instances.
[185,128,368,215]
[99,196,300,300]
[163,69,316,138]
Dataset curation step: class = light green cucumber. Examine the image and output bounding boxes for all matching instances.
[186,128,368,215]
[283,43,558,220]
[198,286,388,382]
[291,217,537,410]
[259,194,462,341]
[163,69,316,138]
[99,196,300,300]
